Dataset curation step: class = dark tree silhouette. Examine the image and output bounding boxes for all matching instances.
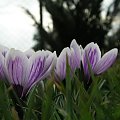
[23,0,119,54]
[105,0,120,50]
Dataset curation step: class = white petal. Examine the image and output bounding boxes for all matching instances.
[0,44,9,57]
[24,49,35,58]
[70,39,82,68]
[94,48,118,75]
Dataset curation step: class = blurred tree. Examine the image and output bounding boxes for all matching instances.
[106,0,120,50]
[106,26,120,51]
[23,0,119,54]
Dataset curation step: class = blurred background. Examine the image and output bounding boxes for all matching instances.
[0,0,119,54]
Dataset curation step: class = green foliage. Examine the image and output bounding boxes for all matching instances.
[0,81,12,120]
[0,59,120,119]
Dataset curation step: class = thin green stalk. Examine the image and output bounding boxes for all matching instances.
[24,86,36,120]
[65,56,73,120]
[86,53,99,107]
[41,80,54,120]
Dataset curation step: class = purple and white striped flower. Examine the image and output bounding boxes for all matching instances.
[82,42,118,80]
[4,49,57,97]
[55,39,82,81]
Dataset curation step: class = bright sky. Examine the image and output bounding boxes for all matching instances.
[0,0,115,51]
[0,0,52,51]
[101,0,113,19]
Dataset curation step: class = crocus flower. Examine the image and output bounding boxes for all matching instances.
[4,49,57,97]
[82,42,118,80]
[55,39,82,81]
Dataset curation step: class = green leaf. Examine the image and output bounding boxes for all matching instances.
[0,81,13,120]
[24,85,37,120]
[65,55,73,120]
[41,80,54,120]
[11,107,20,120]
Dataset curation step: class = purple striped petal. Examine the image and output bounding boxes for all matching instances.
[55,48,68,80]
[24,50,57,93]
[42,51,57,78]
[70,39,82,68]
[82,42,101,78]
[55,48,66,80]
[55,47,75,80]
[5,49,28,86]
[94,48,118,75]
